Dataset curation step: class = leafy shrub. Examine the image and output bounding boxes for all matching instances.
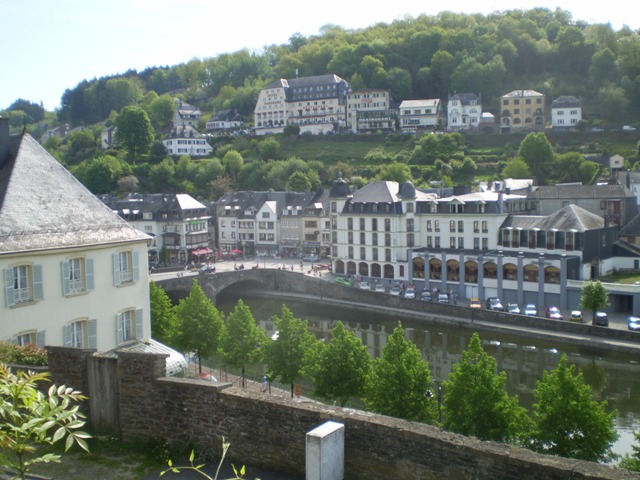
[0,342,48,366]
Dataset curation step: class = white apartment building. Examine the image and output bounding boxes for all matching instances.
[253,74,351,136]
[447,93,482,131]
[398,99,443,133]
[162,125,213,157]
[551,96,582,129]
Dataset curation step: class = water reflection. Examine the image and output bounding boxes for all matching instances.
[217,292,640,461]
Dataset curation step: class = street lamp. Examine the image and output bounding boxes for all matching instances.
[426,379,443,423]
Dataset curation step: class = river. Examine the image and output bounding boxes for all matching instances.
[216,291,640,463]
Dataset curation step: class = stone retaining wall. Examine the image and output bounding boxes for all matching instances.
[45,348,639,480]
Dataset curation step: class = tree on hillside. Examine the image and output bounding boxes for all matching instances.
[529,354,618,462]
[173,280,224,373]
[375,162,412,183]
[579,280,610,323]
[263,306,320,398]
[149,282,177,345]
[115,105,154,162]
[146,94,175,131]
[518,132,554,184]
[73,155,131,194]
[443,332,532,443]
[258,138,280,160]
[223,150,244,182]
[286,171,312,192]
[310,321,371,407]
[219,300,267,388]
[363,322,437,423]
[502,157,532,179]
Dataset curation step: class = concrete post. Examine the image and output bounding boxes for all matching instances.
[306,421,345,480]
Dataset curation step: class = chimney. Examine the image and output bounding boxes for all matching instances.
[0,117,10,168]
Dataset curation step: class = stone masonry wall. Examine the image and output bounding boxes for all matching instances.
[93,351,636,480]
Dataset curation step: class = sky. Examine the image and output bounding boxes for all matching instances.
[1,0,638,112]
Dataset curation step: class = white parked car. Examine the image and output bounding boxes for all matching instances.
[374,283,386,293]
[359,282,371,290]
[524,304,538,316]
[404,287,416,299]
[389,286,401,296]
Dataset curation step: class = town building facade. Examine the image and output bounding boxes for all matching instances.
[346,89,397,133]
[500,89,546,132]
[551,95,582,129]
[253,74,351,136]
[447,93,482,132]
[398,99,444,133]
[0,118,152,352]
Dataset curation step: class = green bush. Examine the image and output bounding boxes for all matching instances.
[0,341,48,366]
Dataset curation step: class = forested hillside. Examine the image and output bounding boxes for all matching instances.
[2,8,640,201]
[47,8,640,127]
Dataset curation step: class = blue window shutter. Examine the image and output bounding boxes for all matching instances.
[36,330,46,347]
[113,253,120,286]
[63,325,72,347]
[62,260,70,295]
[132,251,140,282]
[116,312,124,344]
[87,319,97,349]
[4,268,15,307]
[135,308,143,339]
[32,265,43,301]
[85,258,94,291]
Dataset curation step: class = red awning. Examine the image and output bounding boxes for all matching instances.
[192,248,213,256]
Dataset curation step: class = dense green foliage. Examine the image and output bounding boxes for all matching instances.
[172,280,224,372]
[51,9,640,128]
[150,282,178,345]
[309,321,371,407]
[363,322,437,423]
[579,280,610,321]
[262,306,320,395]
[529,354,618,462]
[442,333,532,442]
[219,299,267,385]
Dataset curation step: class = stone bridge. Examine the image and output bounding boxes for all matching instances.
[155,269,278,303]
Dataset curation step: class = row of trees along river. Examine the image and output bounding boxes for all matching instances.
[213,291,639,465]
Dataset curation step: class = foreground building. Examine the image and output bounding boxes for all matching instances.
[0,118,152,351]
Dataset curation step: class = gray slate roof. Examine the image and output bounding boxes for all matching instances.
[502,204,605,232]
[0,133,149,253]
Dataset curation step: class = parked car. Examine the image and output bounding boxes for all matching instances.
[486,297,504,311]
[524,304,538,316]
[507,303,521,314]
[374,283,386,293]
[421,291,432,301]
[404,287,416,299]
[389,286,401,296]
[570,310,583,323]
[593,311,609,327]
[437,293,450,303]
[546,306,564,320]
[198,264,216,275]
[628,316,640,332]
[468,298,481,309]
[358,282,371,290]
[335,277,353,286]
[622,125,637,132]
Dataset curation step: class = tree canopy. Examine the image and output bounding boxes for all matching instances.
[529,354,618,462]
